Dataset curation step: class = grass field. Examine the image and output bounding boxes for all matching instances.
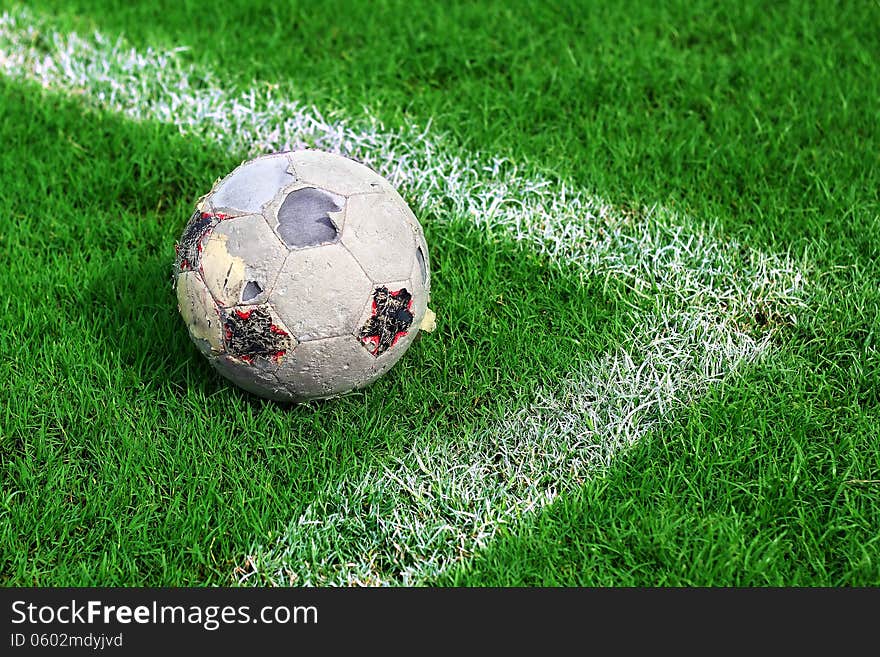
[1,1,878,586]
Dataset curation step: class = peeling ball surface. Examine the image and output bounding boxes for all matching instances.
[174,150,432,402]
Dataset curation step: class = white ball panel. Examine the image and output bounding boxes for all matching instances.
[211,354,280,398]
[272,335,384,401]
[289,150,391,197]
[209,153,295,215]
[408,255,429,327]
[342,192,416,282]
[199,214,287,307]
[270,244,372,340]
[175,270,223,357]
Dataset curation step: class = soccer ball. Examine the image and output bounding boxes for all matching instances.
[174,150,434,402]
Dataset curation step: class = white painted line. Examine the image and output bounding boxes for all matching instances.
[250,311,775,585]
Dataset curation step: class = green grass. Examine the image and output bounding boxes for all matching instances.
[21,0,880,247]
[441,360,880,586]
[1,0,879,585]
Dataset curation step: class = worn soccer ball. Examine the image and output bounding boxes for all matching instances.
[174,150,434,402]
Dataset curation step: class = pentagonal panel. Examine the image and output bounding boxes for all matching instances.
[209,153,295,215]
[175,270,223,357]
[289,150,391,197]
[273,186,345,248]
[219,304,294,365]
[199,214,287,307]
[354,281,416,358]
[175,210,220,274]
[273,334,385,401]
[342,192,416,282]
[270,244,372,341]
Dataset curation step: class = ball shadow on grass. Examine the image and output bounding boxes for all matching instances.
[82,255,228,398]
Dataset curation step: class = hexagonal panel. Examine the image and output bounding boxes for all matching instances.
[342,192,416,282]
[199,213,287,307]
[354,281,416,358]
[270,244,372,340]
[209,152,295,215]
[273,334,385,401]
[414,233,430,288]
[175,270,223,357]
[289,150,391,197]
[383,186,430,287]
[219,303,294,365]
[386,185,422,228]
[211,354,280,398]
[408,255,430,329]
